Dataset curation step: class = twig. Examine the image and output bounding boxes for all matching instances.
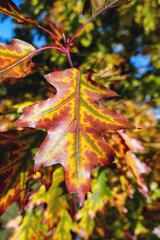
[69,0,119,45]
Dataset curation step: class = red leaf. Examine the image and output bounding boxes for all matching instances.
[15,68,132,204]
[0,129,52,215]
[116,131,151,196]
[125,151,151,196]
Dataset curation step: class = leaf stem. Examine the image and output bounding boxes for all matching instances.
[65,48,74,68]
[105,0,109,7]
[69,0,119,45]
[37,25,61,44]
[0,46,65,75]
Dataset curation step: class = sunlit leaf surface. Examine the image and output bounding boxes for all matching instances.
[15,68,131,204]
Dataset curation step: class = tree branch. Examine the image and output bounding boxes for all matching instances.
[69,0,119,45]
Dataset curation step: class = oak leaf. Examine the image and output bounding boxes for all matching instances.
[28,166,70,230]
[117,131,151,196]
[0,0,38,25]
[15,68,131,204]
[0,129,53,215]
[6,208,48,240]
[0,39,36,81]
[51,209,77,240]
[76,168,112,238]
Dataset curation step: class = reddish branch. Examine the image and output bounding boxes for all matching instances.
[1,0,119,73]
[69,0,119,46]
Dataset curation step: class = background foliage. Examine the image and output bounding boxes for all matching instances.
[0,0,160,239]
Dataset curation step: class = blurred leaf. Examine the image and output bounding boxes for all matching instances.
[125,151,150,196]
[76,168,112,238]
[6,208,48,240]
[0,39,36,82]
[28,166,70,230]
[45,15,63,48]
[0,129,46,215]
[83,0,106,16]
[0,0,38,25]
[93,68,127,86]
[51,209,77,240]
[117,131,151,197]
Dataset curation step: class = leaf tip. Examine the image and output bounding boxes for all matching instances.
[77,192,85,207]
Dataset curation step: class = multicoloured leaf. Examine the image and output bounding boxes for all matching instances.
[39,165,54,191]
[76,168,112,238]
[77,168,112,218]
[117,131,151,196]
[6,208,48,240]
[0,0,38,25]
[92,0,106,15]
[15,68,131,204]
[0,128,47,215]
[51,209,77,240]
[28,166,70,230]
[0,39,36,81]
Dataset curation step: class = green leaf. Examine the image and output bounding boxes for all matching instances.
[83,0,106,16]
[76,168,112,238]
[6,208,48,240]
[78,169,112,217]
[28,166,70,230]
[51,209,77,240]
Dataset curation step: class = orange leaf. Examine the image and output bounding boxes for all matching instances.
[0,39,36,81]
[0,0,38,25]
